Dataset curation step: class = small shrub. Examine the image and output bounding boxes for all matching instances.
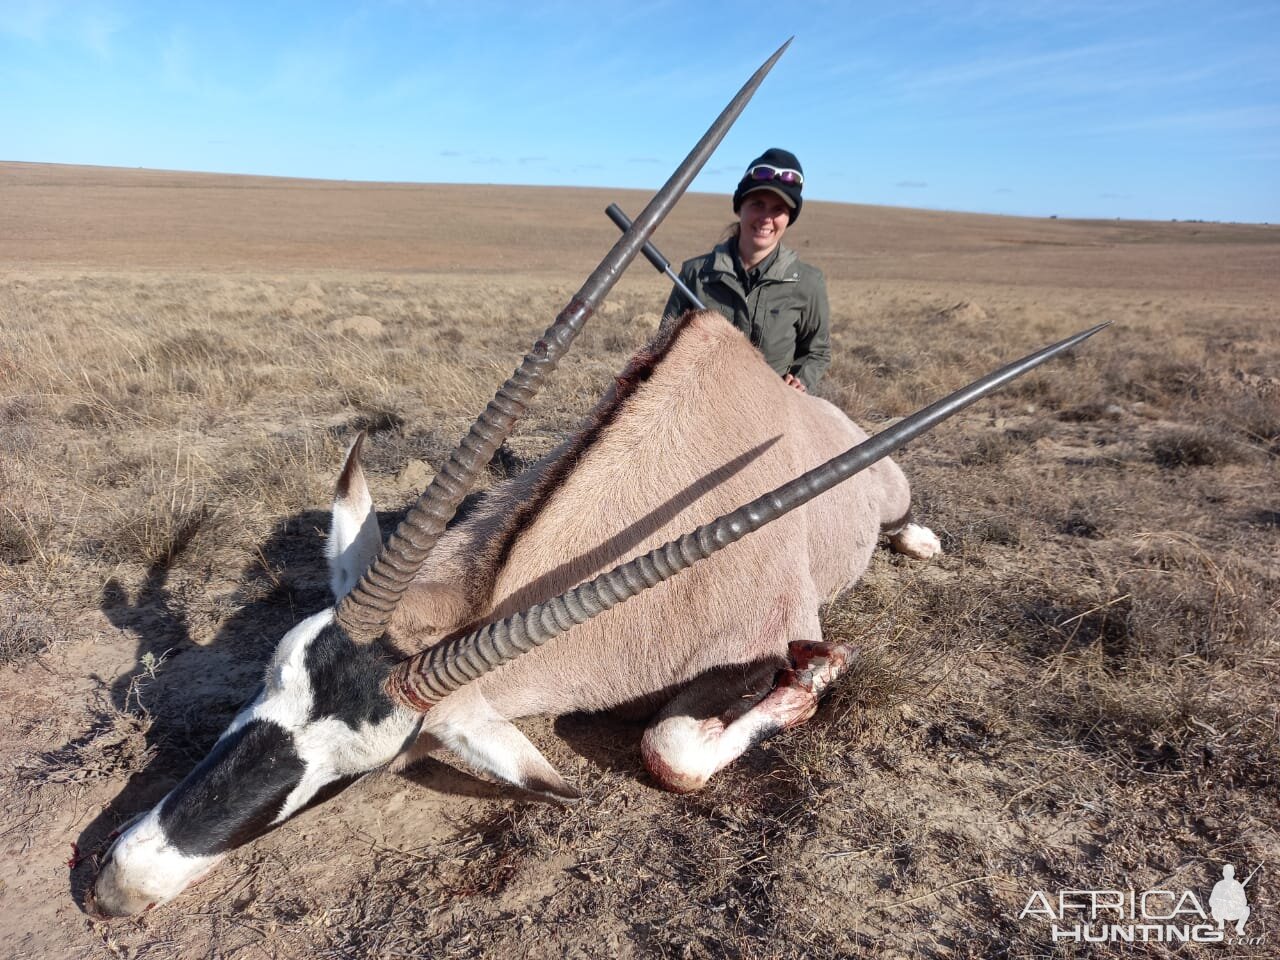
[147,329,249,370]
[0,397,37,424]
[1018,593,1137,661]
[1058,513,1102,539]
[1219,393,1280,453]
[0,508,44,563]
[973,516,1027,546]
[848,344,906,378]
[347,406,405,435]
[1112,357,1204,403]
[1149,428,1246,468]
[1249,509,1280,528]
[1057,401,1117,423]
[0,609,53,664]
[960,431,1020,466]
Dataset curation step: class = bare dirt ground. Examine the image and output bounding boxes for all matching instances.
[1,162,1277,958]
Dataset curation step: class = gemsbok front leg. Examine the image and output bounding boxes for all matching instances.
[423,687,580,801]
[640,639,856,794]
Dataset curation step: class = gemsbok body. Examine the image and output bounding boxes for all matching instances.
[88,305,941,915]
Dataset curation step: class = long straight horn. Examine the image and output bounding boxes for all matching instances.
[335,40,793,643]
[386,322,1110,709]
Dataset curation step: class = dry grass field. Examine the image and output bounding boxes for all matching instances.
[1,161,1277,958]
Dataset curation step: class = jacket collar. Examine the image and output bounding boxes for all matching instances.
[708,240,800,284]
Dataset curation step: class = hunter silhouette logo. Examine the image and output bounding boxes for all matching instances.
[1210,863,1256,935]
[1019,862,1265,946]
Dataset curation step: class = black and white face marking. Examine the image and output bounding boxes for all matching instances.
[91,610,421,917]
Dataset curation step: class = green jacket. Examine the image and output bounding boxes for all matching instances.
[662,241,831,391]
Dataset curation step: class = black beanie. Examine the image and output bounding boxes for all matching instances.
[732,148,803,223]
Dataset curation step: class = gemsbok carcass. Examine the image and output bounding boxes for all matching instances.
[87,43,1106,917]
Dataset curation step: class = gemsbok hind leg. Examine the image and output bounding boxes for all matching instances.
[875,457,943,560]
[641,640,856,793]
[887,521,942,559]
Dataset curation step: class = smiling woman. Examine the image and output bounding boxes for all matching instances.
[662,149,831,394]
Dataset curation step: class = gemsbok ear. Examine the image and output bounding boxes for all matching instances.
[327,432,382,601]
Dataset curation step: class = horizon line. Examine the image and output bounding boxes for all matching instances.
[3,158,1274,228]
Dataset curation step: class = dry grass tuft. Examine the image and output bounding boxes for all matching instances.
[819,587,943,719]
[0,504,48,564]
[0,608,56,664]
[1213,392,1280,454]
[96,470,213,569]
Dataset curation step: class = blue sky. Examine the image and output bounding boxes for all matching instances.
[3,1,1277,222]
